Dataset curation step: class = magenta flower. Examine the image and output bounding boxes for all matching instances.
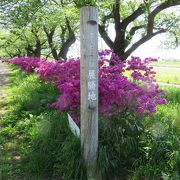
[7,51,167,123]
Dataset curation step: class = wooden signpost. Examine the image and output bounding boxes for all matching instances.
[80,6,98,178]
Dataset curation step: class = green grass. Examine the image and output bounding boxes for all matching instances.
[159,86,180,127]
[154,68,180,84]
[144,86,180,130]
[0,65,87,179]
[150,60,180,68]
[124,67,180,85]
[150,60,180,85]
[0,65,63,179]
[129,86,180,179]
[0,65,179,179]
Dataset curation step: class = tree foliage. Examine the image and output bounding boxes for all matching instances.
[0,0,78,59]
[0,0,179,59]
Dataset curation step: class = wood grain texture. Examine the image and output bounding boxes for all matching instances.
[80,6,98,176]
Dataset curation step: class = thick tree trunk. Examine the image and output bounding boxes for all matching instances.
[113,40,127,60]
[57,18,76,60]
[44,27,58,60]
[44,26,75,60]
[58,33,76,59]
[34,40,41,58]
[26,45,34,57]
[25,40,41,58]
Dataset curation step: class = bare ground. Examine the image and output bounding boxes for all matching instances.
[0,62,10,115]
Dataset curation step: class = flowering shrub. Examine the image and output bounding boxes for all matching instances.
[127,56,157,82]
[8,57,43,72]
[7,50,167,123]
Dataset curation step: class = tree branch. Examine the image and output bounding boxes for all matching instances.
[121,5,144,28]
[58,18,76,59]
[124,29,166,59]
[125,25,145,47]
[43,26,58,59]
[60,25,66,45]
[101,11,114,24]
[98,24,114,49]
[113,0,121,33]
[147,0,180,34]
[168,30,179,48]
[40,40,47,46]
[129,25,145,37]
[65,17,73,34]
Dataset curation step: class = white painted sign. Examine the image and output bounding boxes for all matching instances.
[67,113,80,137]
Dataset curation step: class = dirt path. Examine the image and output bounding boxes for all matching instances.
[0,62,21,179]
[0,62,10,114]
[157,82,180,88]
[0,62,9,85]
[153,66,180,70]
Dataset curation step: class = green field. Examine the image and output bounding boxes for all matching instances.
[150,60,180,68]
[124,67,180,85]
[150,60,180,84]
[154,67,180,85]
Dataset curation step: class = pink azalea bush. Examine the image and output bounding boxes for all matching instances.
[9,57,43,72]
[7,50,167,123]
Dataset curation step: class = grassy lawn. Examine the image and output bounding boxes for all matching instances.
[150,60,180,68]
[0,65,179,179]
[124,67,180,85]
[154,67,180,84]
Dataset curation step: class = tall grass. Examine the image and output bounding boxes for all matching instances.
[0,65,87,179]
[131,86,180,179]
[0,65,179,179]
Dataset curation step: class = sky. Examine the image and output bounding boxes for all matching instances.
[129,36,180,60]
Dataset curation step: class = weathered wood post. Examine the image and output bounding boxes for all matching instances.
[80,6,98,178]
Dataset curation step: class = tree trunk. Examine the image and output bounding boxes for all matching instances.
[44,27,58,60]
[25,40,41,58]
[26,45,34,57]
[58,18,76,60]
[34,39,41,58]
[58,33,76,59]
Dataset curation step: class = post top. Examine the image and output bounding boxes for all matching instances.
[80,6,98,23]
[80,6,97,10]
